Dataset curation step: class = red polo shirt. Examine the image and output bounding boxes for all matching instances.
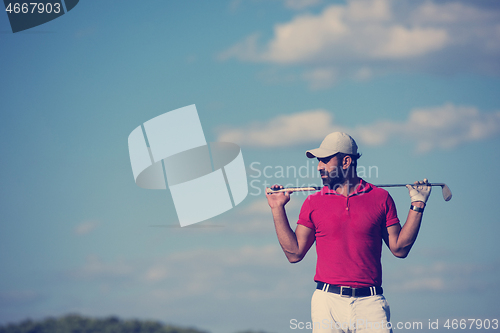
[297,179,400,288]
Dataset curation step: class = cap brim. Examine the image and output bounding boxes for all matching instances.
[305,147,338,158]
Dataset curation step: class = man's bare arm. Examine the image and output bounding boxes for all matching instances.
[383,179,431,258]
[383,201,425,258]
[267,186,315,263]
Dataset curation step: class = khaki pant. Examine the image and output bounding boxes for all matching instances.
[311,289,393,333]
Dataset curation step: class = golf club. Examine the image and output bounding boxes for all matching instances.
[266,183,452,201]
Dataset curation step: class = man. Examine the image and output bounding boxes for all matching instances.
[266,132,431,333]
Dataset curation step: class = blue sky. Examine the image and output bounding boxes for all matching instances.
[1,0,500,332]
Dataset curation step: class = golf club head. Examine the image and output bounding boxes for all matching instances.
[441,184,452,201]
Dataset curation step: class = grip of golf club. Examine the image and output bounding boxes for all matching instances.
[265,187,321,194]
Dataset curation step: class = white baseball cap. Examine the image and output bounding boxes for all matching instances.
[306,132,358,158]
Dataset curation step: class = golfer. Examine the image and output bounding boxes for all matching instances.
[266,132,431,333]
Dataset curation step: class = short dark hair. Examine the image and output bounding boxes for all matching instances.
[335,152,362,168]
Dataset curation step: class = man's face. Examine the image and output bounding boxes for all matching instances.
[317,154,345,188]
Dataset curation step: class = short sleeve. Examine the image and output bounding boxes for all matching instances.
[385,193,400,227]
[297,197,315,230]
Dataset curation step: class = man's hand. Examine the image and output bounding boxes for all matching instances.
[266,184,291,209]
[406,178,432,204]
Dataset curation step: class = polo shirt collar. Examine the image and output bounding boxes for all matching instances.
[320,178,373,197]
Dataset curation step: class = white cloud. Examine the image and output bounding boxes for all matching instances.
[69,245,316,301]
[139,245,316,307]
[220,0,500,83]
[386,261,498,292]
[59,245,317,332]
[70,255,134,279]
[411,1,497,25]
[219,33,263,62]
[302,67,337,89]
[217,104,500,152]
[353,67,374,81]
[74,220,99,235]
[358,104,500,152]
[264,6,351,63]
[223,0,450,63]
[218,108,344,147]
[243,196,304,214]
[371,25,448,59]
[98,244,314,304]
[68,246,315,303]
[41,247,500,332]
[239,199,273,215]
[228,198,306,233]
[63,247,499,329]
[144,266,170,282]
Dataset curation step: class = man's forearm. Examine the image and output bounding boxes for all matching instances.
[271,206,301,262]
[396,201,425,257]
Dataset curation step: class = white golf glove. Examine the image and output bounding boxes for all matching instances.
[406,178,432,203]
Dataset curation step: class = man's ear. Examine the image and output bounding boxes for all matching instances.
[343,155,352,170]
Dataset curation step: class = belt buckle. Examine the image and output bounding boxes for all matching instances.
[340,286,352,297]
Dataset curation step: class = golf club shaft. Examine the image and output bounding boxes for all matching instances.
[375,183,446,188]
[266,183,452,202]
[266,183,443,193]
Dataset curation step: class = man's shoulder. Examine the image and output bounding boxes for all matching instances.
[306,186,336,199]
[359,179,392,199]
[300,187,331,208]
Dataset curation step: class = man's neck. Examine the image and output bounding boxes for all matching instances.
[332,176,360,197]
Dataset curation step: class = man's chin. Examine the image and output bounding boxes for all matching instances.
[324,178,345,189]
